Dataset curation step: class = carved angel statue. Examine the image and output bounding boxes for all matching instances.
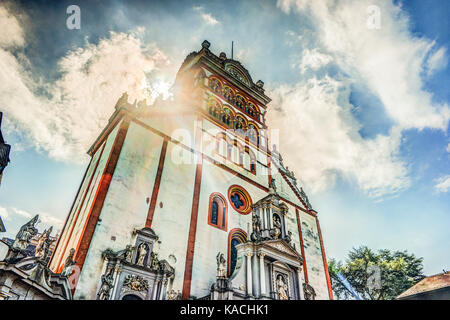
[61,248,77,277]
[35,226,54,260]
[136,242,148,266]
[216,252,227,279]
[252,213,261,233]
[150,252,160,271]
[98,267,114,300]
[276,275,289,300]
[12,215,39,252]
[273,215,282,239]
[123,245,133,263]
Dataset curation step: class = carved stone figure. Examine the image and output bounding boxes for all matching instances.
[303,283,316,300]
[216,252,227,279]
[276,274,289,300]
[124,245,133,263]
[98,267,114,300]
[123,274,149,292]
[12,215,39,252]
[273,215,282,239]
[150,252,160,271]
[136,242,148,266]
[166,289,181,300]
[61,248,76,277]
[35,226,54,260]
[250,212,262,242]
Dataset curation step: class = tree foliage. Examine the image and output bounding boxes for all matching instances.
[328,246,425,300]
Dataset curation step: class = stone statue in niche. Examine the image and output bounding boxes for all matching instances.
[98,267,114,300]
[12,215,39,252]
[276,274,289,300]
[35,226,54,260]
[216,252,227,279]
[61,248,77,276]
[136,242,149,266]
[273,215,282,239]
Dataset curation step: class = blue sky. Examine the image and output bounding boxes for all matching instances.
[0,0,448,276]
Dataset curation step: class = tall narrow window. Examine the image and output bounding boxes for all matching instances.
[228,229,247,276]
[208,193,227,231]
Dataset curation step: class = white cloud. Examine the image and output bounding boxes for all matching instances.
[267,76,409,197]
[0,206,9,220]
[0,5,24,48]
[201,13,219,25]
[269,0,449,198]
[0,4,171,163]
[434,175,450,193]
[0,206,62,231]
[298,48,333,74]
[278,0,450,131]
[446,143,450,153]
[426,47,448,76]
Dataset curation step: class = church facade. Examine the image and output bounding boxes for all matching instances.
[48,40,333,300]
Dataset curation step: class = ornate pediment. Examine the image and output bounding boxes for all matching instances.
[262,239,302,262]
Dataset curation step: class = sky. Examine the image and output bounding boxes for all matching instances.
[0,0,448,276]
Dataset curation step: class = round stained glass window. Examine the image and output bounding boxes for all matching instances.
[228,185,252,214]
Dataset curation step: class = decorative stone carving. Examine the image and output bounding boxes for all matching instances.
[166,289,181,300]
[35,227,54,261]
[276,274,289,300]
[136,242,149,266]
[216,252,227,279]
[272,215,282,239]
[123,274,149,292]
[149,252,160,271]
[12,215,39,252]
[61,248,76,277]
[98,267,114,300]
[303,283,316,300]
[250,212,262,242]
[123,245,133,263]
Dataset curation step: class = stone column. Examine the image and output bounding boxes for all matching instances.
[268,208,273,229]
[297,267,304,300]
[110,265,122,300]
[246,251,253,297]
[161,277,168,300]
[258,252,266,297]
[152,277,161,300]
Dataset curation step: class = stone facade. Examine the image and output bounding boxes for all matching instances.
[48,40,333,300]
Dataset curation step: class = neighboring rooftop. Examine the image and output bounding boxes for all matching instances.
[396,271,450,299]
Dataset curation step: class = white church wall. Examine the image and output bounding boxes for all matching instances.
[74,122,164,299]
[190,160,268,298]
[51,123,120,272]
[149,141,197,294]
[299,212,329,300]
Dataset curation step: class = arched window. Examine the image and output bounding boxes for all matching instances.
[209,77,222,94]
[228,228,247,276]
[208,193,227,231]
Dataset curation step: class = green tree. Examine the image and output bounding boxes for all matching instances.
[328,246,425,300]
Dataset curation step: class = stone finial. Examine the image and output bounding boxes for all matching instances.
[219,52,227,60]
[12,214,39,252]
[202,40,211,49]
[256,80,264,88]
[35,226,54,260]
